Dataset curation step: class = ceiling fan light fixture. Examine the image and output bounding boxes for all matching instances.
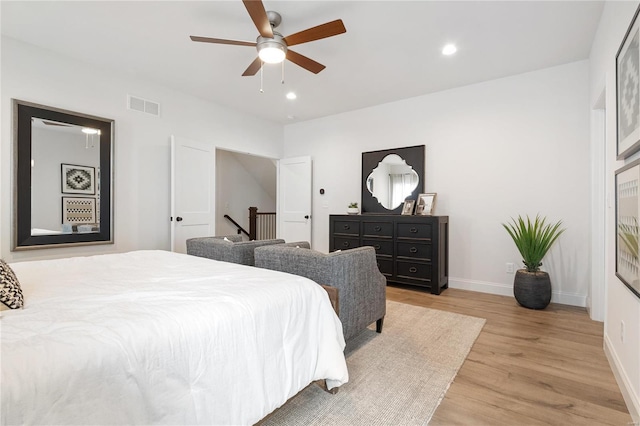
[258,42,286,64]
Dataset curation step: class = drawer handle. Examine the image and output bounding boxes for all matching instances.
[409,267,418,273]
[374,244,381,250]
[343,224,350,230]
[410,227,418,233]
[342,241,350,247]
[409,247,418,253]
[374,226,381,232]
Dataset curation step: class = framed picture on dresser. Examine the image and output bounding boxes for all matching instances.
[416,193,437,216]
[401,199,415,215]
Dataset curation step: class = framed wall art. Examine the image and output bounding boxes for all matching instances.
[61,163,95,195]
[62,197,96,225]
[416,193,437,216]
[615,159,640,299]
[616,4,640,159]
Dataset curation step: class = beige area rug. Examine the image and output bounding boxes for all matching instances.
[260,300,486,425]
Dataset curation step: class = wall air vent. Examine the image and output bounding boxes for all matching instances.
[127,95,160,117]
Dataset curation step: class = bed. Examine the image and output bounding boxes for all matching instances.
[1,250,348,425]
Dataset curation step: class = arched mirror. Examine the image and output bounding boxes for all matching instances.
[361,145,424,214]
[13,100,114,250]
[366,154,420,210]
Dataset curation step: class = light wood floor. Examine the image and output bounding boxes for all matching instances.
[386,285,632,426]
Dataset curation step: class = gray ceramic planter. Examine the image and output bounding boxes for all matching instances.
[514,269,551,309]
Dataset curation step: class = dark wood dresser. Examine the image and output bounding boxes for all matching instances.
[329,214,449,294]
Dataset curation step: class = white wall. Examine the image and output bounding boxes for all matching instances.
[215,150,276,239]
[284,60,591,307]
[1,37,283,262]
[589,1,640,421]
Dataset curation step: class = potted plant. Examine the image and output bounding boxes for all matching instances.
[347,202,359,215]
[502,214,565,309]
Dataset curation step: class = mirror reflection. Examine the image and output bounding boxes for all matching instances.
[366,154,419,210]
[31,118,101,236]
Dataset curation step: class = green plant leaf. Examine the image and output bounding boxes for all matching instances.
[502,214,565,272]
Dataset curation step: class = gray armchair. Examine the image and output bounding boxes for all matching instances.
[254,245,386,341]
[186,235,285,266]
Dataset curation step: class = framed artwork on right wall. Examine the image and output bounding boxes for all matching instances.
[615,159,640,299]
[616,4,640,159]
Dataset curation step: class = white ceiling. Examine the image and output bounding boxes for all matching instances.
[1,1,604,124]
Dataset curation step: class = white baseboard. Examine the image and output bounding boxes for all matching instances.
[449,277,512,297]
[604,334,640,423]
[448,277,587,307]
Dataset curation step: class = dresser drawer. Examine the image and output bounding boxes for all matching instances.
[362,221,393,237]
[376,257,393,277]
[396,241,432,260]
[397,222,433,240]
[396,260,432,283]
[362,238,393,256]
[333,220,359,235]
[333,236,360,250]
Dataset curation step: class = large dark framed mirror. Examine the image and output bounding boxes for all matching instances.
[13,99,114,250]
[361,145,425,214]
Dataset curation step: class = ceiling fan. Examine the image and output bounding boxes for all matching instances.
[190,0,346,76]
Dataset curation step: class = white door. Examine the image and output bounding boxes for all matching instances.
[277,156,312,243]
[171,135,215,253]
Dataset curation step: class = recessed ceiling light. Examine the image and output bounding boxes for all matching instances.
[286,92,297,100]
[442,44,457,56]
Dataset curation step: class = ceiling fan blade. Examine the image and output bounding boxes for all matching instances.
[190,36,256,47]
[283,19,346,47]
[242,57,263,76]
[286,50,326,74]
[242,0,273,38]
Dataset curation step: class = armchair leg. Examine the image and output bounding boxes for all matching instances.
[376,316,384,333]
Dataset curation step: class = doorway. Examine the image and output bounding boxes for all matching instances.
[215,149,277,239]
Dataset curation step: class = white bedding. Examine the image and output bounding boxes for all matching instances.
[1,250,348,425]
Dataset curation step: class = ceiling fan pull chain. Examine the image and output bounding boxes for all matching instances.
[260,62,264,93]
[281,61,285,84]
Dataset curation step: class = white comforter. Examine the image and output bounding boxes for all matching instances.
[1,250,348,425]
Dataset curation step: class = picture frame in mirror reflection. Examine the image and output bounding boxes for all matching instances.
[401,199,415,215]
[416,193,437,215]
[62,197,96,225]
[61,163,95,195]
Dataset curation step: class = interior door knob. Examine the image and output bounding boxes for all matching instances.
[176,217,183,222]
[304,215,310,219]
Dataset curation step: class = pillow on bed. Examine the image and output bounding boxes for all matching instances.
[0,259,24,309]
